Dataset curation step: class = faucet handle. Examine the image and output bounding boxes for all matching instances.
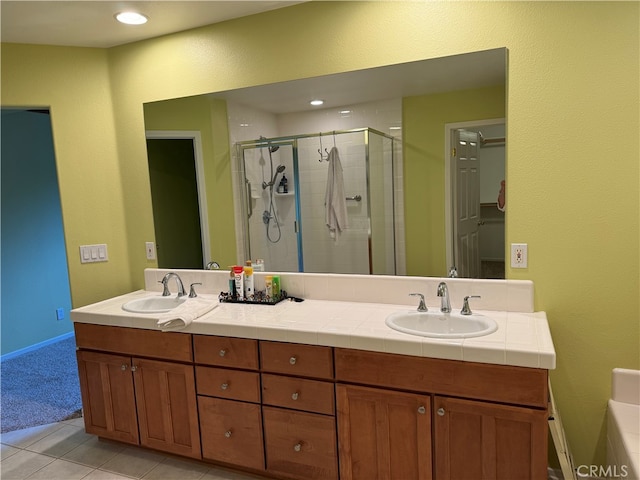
[461,295,481,315]
[409,293,428,312]
[189,283,202,298]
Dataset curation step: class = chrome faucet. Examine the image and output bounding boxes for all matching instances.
[437,282,451,313]
[160,272,186,297]
[409,293,428,312]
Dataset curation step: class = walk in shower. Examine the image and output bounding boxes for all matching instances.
[237,128,397,275]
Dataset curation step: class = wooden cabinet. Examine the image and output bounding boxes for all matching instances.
[76,324,201,458]
[335,347,549,480]
[261,341,338,480]
[433,396,548,480]
[76,350,139,445]
[194,335,265,471]
[337,384,432,480]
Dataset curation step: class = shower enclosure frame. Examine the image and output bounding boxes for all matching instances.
[236,127,396,275]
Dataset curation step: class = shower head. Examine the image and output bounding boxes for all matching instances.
[262,165,286,189]
[269,145,279,153]
[275,165,285,174]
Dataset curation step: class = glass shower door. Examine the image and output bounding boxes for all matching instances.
[241,141,300,272]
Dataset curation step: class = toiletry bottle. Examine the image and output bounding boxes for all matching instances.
[265,275,273,299]
[244,261,254,300]
[272,275,281,298]
[232,265,244,300]
[228,270,236,299]
[281,174,288,193]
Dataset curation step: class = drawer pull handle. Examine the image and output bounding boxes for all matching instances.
[293,442,302,452]
[121,364,128,371]
[221,383,229,390]
[289,356,297,365]
[219,349,227,357]
[224,430,232,438]
[437,407,445,416]
[418,406,426,415]
[291,392,299,401]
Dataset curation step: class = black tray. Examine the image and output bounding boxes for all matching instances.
[219,290,289,305]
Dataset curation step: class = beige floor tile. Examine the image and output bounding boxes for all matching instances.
[25,424,93,457]
[62,436,126,468]
[24,458,93,479]
[0,423,64,449]
[201,466,271,480]
[1,443,21,460]
[100,445,165,479]
[142,457,209,480]
[0,449,55,480]
[82,470,138,480]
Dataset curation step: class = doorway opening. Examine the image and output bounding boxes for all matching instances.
[145,131,210,269]
[444,119,505,279]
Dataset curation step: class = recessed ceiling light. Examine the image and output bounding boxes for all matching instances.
[310,99,324,106]
[115,12,148,25]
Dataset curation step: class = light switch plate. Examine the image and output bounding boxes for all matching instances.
[80,244,108,263]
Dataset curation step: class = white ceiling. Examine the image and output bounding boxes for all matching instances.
[0,1,303,48]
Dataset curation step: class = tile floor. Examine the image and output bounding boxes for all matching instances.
[1,417,269,480]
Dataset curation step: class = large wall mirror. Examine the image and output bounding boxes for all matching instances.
[143,47,506,278]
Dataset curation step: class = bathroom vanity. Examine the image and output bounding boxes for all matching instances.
[71,269,555,480]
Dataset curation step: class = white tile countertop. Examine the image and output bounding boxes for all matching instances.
[71,269,556,370]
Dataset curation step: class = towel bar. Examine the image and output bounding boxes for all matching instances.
[346,195,362,202]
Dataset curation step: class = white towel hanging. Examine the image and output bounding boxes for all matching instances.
[324,146,348,241]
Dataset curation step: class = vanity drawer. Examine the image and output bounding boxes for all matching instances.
[198,396,264,471]
[74,323,192,362]
[263,406,338,480]
[193,335,258,370]
[335,348,548,408]
[260,341,334,380]
[262,374,335,415]
[196,366,260,403]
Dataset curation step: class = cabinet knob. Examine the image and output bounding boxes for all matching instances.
[224,430,232,438]
[121,364,128,371]
[293,442,302,452]
[417,405,426,415]
[221,383,229,390]
[289,356,297,365]
[291,392,299,401]
[437,407,445,416]
[130,365,137,372]
[219,349,227,357]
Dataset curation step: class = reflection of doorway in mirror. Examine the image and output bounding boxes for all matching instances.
[445,120,505,279]
[145,131,211,269]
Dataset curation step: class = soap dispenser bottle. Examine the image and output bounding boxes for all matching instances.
[278,174,288,194]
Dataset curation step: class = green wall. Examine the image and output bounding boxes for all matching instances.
[1,1,638,467]
[144,96,237,268]
[403,85,506,276]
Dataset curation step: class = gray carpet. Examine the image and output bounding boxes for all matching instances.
[1,335,82,433]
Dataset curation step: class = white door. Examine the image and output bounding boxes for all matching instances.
[453,129,481,278]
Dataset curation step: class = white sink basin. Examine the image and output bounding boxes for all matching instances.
[385,310,498,339]
[122,295,187,314]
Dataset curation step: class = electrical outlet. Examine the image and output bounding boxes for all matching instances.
[146,242,156,260]
[511,243,528,268]
[56,308,65,321]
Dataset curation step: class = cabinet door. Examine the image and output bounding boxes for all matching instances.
[133,358,201,459]
[337,384,432,480]
[198,396,265,470]
[76,350,139,445]
[434,396,548,480]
